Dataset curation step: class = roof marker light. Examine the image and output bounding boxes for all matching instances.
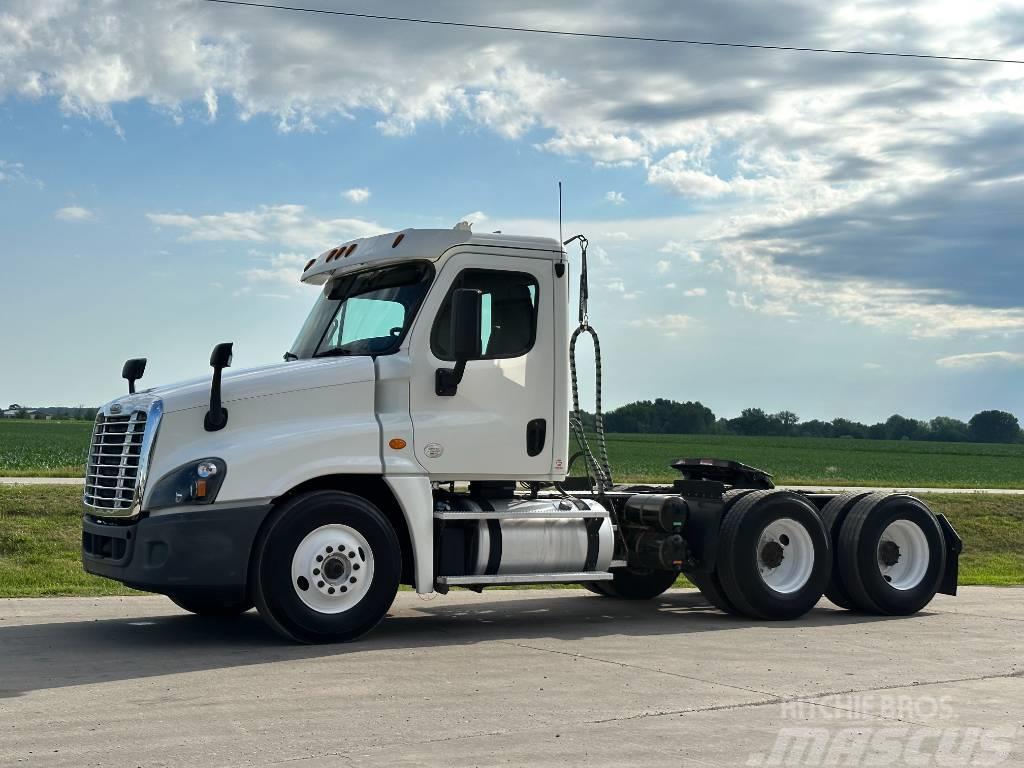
[392,233,405,248]
[303,258,316,271]
[346,243,358,257]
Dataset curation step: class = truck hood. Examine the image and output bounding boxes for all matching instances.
[122,357,376,415]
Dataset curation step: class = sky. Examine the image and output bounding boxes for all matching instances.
[1,0,1022,423]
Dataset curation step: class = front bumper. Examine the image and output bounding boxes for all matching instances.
[82,504,272,599]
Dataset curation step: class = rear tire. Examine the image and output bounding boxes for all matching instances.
[688,488,756,616]
[819,491,874,610]
[170,594,253,617]
[252,490,401,643]
[586,568,679,600]
[717,490,831,620]
[837,493,945,616]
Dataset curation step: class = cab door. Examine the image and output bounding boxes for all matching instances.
[407,250,554,480]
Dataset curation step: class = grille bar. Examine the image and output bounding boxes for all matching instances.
[83,409,150,514]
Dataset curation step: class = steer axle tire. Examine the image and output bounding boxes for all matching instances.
[837,493,946,616]
[252,490,401,643]
[717,490,831,620]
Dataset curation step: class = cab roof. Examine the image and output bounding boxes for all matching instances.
[300,227,563,285]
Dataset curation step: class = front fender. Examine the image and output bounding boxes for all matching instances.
[144,380,381,508]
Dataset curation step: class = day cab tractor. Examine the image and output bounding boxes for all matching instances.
[80,225,962,642]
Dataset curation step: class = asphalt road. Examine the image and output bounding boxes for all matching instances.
[1,588,1021,767]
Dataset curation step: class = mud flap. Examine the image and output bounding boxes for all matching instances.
[936,513,963,596]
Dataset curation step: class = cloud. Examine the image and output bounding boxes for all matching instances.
[863,362,883,370]
[242,253,318,297]
[629,314,695,337]
[936,351,1024,369]
[684,287,707,297]
[459,211,488,227]
[343,187,370,204]
[5,0,1024,337]
[660,241,702,263]
[605,191,626,205]
[54,205,93,221]
[146,205,384,250]
[654,260,671,275]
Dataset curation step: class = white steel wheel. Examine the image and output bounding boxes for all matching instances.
[877,519,930,591]
[290,524,375,614]
[756,518,816,594]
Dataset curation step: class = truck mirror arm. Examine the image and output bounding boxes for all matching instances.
[435,360,467,397]
[204,342,233,432]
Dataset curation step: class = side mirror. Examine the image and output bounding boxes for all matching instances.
[436,289,482,396]
[204,342,233,432]
[450,288,483,361]
[122,358,147,394]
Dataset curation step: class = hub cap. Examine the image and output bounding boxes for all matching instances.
[291,524,374,614]
[756,518,815,594]
[877,520,929,590]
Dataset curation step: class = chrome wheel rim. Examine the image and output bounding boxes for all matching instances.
[290,524,374,614]
[877,520,929,590]
[756,518,815,594]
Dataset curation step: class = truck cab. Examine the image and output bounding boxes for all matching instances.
[82,225,961,643]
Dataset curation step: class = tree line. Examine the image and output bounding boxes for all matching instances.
[578,399,1023,444]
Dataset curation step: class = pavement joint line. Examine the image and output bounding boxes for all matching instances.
[928,608,1024,623]
[252,670,1024,764]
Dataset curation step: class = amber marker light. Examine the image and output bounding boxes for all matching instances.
[303,258,316,271]
[388,438,407,450]
[392,233,405,248]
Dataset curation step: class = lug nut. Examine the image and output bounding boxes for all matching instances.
[317,581,325,588]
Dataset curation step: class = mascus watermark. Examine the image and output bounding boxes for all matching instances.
[746,725,1018,766]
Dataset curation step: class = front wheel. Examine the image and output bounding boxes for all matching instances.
[252,490,401,643]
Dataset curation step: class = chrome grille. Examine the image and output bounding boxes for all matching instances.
[84,410,148,512]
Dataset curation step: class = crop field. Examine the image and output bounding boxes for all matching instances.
[1,420,1023,488]
[0,420,93,477]
[597,433,1024,489]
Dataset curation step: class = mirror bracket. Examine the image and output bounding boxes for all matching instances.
[435,361,467,397]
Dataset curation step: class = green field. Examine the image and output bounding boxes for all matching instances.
[597,433,1024,489]
[1,419,1023,488]
[0,420,93,477]
[0,485,1020,597]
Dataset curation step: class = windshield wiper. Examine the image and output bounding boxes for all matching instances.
[283,351,298,361]
[313,348,356,358]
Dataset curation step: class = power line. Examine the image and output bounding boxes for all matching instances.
[200,0,1024,66]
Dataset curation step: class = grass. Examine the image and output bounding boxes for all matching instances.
[3,420,1023,489]
[0,485,1020,598]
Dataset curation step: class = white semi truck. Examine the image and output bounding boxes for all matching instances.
[81,226,962,642]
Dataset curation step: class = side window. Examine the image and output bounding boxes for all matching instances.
[432,269,539,361]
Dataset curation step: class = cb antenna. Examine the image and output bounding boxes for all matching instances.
[558,181,563,249]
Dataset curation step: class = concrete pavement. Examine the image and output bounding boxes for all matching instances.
[0,587,1021,767]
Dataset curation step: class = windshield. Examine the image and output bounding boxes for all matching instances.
[289,261,434,359]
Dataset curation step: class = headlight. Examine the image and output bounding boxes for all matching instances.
[148,458,227,510]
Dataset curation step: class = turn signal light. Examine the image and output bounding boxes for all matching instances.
[388,438,407,450]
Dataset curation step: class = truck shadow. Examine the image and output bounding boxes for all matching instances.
[0,590,919,699]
